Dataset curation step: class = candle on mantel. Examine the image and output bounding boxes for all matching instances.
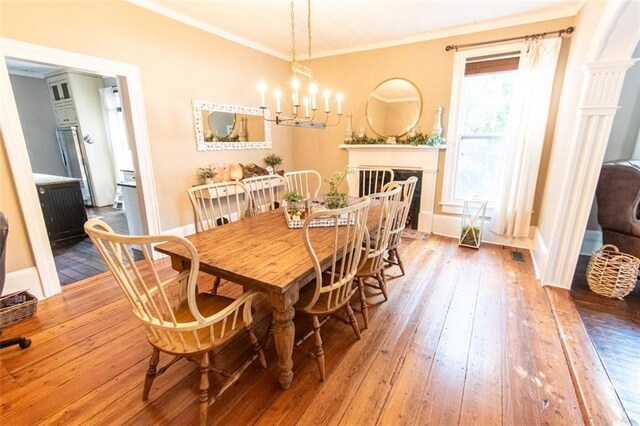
[274,89,282,114]
[336,93,343,115]
[303,97,310,118]
[323,89,330,113]
[310,84,318,110]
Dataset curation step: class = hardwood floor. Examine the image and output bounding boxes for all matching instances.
[1,236,586,425]
[571,255,640,425]
[51,206,132,285]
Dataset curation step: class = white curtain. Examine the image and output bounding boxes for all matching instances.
[99,86,133,180]
[492,37,562,237]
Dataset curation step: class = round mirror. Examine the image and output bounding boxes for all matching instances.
[206,111,236,137]
[366,78,422,137]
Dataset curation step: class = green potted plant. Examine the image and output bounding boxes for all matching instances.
[283,190,305,220]
[263,153,283,174]
[197,165,217,184]
[324,170,349,209]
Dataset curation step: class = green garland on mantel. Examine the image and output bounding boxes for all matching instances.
[346,132,446,147]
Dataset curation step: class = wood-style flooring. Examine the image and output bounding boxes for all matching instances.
[571,255,640,425]
[51,206,132,285]
[1,236,586,425]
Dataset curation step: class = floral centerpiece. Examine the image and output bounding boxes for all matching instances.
[283,190,305,220]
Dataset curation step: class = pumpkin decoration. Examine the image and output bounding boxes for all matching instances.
[228,163,244,181]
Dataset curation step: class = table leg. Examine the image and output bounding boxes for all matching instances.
[267,288,298,389]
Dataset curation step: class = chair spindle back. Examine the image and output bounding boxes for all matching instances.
[188,181,251,232]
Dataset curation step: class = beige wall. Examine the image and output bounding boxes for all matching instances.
[0,133,35,271]
[291,16,575,225]
[0,1,292,272]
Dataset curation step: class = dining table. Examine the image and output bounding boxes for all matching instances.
[155,201,379,389]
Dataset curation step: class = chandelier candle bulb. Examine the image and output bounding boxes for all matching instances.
[323,89,330,113]
[303,97,310,118]
[310,84,318,110]
[337,93,343,115]
[274,89,282,114]
[292,78,300,106]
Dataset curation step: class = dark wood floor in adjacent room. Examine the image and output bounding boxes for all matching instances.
[571,255,640,425]
[1,236,586,425]
[51,206,130,285]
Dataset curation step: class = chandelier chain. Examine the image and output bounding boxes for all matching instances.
[290,0,296,63]
[307,0,312,68]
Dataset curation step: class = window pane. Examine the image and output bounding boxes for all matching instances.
[461,72,516,135]
[454,136,504,202]
[452,69,517,203]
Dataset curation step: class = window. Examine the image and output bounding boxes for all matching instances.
[442,43,523,214]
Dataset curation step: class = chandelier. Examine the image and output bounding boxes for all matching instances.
[259,0,342,129]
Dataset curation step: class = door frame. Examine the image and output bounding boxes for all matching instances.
[0,38,161,298]
[539,0,640,289]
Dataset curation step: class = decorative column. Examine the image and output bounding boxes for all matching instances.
[543,59,637,289]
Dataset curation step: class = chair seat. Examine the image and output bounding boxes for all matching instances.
[296,273,355,314]
[355,257,379,277]
[148,292,247,354]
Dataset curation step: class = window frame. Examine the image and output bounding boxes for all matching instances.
[440,42,525,215]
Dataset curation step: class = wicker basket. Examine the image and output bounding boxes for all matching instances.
[586,244,640,299]
[0,291,38,327]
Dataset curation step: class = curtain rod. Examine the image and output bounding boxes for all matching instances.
[445,26,574,52]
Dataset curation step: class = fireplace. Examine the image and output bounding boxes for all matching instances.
[342,144,444,233]
[355,169,422,230]
[393,169,422,230]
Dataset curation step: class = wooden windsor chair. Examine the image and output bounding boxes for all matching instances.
[293,197,371,381]
[354,183,402,329]
[187,181,251,294]
[346,166,394,197]
[284,170,322,198]
[84,219,266,426]
[384,176,418,276]
[242,174,287,214]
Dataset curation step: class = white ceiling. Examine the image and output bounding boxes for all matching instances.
[5,58,62,78]
[132,0,581,60]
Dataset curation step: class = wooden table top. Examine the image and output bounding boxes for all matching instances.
[156,204,379,294]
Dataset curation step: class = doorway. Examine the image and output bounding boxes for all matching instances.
[569,40,640,423]
[0,39,161,298]
[7,60,140,285]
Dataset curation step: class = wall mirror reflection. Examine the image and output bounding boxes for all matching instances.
[366,78,422,137]
[193,101,271,151]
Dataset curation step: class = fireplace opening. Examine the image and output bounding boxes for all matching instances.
[356,169,422,230]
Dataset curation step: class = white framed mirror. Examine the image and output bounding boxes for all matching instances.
[366,78,422,137]
[193,100,272,151]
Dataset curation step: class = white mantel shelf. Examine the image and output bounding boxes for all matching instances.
[343,143,444,234]
[339,144,446,150]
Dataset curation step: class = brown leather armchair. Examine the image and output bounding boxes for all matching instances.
[595,160,640,259]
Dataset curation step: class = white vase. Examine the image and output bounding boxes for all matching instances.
[431,107,443,138]
[344,113,354,143]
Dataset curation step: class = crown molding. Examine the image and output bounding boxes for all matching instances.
[125,0,290,61]
[126,0,581,61]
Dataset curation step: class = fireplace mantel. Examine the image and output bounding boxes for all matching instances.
[339,144,446,151]
[341,144,445,233]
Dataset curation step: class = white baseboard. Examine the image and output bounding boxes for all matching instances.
[580,229,602,255]
[163,223,196,237]
[432,214,535,250]
[4,267,45,299]
[531,228,548,280]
